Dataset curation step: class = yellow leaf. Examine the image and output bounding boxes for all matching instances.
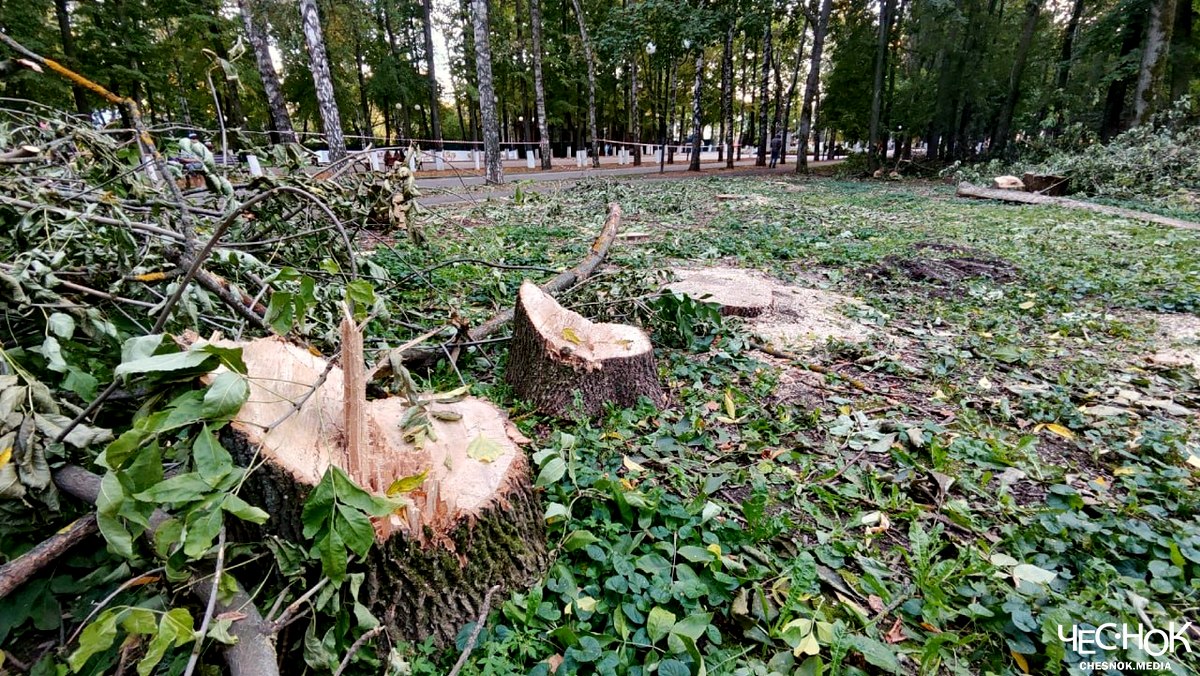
[1113,466,1138,476]
[1018,301,1036,310]
[0,447,10,469]
[575,596,597,612]
[1044,423,1075,440]
[724,390,736,418]
[1186,453,1200,470]
[838,404,852,415]
[615,339,633,350]
[132,271,167,282]
[623,456,646,473]
[1010,650,1030,674]
[706,543,722,557]
[387,469,429,496]
[561,327,583,345]
[466,433,505,462]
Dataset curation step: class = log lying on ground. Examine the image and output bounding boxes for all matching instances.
[0,514,97,599]
[218,336,548,646]
[50,466,279,676]
[956,182,1200,231]
[506,282,664,418]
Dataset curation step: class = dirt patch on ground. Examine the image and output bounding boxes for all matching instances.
[1146,312,1200,374]
[666,267,893,349]
[867,241,1019,288]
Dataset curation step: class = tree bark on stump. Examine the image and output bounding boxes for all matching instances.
[506,282,664,418]
[215,337,548,647]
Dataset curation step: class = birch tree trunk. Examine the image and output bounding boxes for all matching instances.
[780,13,810,163]
[631,58,642,165]
[299,0,346,161]
[795,0,830,172]
[472,0,503,183]
[1133,0,1178,125]
[722,26,735,169]
[570,0,600,167]
[530,0,553,168]
[422,0,444,149]
[688,51,704,172]
[756,15,774,166]
[239,0,296,144]
[992,0,1042,156]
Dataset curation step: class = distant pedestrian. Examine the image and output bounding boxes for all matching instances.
[769,133,783,168]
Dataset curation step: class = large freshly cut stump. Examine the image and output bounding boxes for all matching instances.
[666,267,774,317]
[214,336,547,646]
[506,282,664,418]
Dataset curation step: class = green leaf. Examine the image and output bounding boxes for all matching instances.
[544,502,569,522]
[121,608,157,635]
[121,334,165,363]
[48,312,75,339]
[316,528,348,582]
[266,291,295,334]
[562,530,599,551]
[658,659,691,676]
[847,635,899,672]
[137,608,194,676]
[331,466,397,516]
[114,349,217,379]
[222,493,269,524]
[677,545,715,564]
[647,606,677,644]
[183,507,223,558]
[196,344,247,375]
[466,433,506,463]
[302,470,336,538]
[344,280,376,320]
[97,513,135,559]
[202,372,249,418]
[335,503,376,557]
[193,424,234,485]
[670,613,712,641]
[41,335,68,372]
[68,608,121,672]
[536,457,567,487]
[135,472,211,504]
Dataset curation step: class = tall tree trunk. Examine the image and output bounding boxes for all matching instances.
[239,0,296,143]
[722,26,735,168]
[569,0,600,167]
[353,21,372,143]
[780,13,810,164]
[1101,9,1147,140]
[52,0,89,114]
[992,0,1042,156]
[1056,0,1084,91]
[1133,0,1179,124]
[756,13,774,166]
[471,0,503,183]
[795,0,831,172]
[299,0,346,160]
[631,57,642,165]
[207,0,244,149]
[665,60,678,164]
[422,0,444,148]
[689,51,704,171]
[1168,0,1193,104]
[867,0,895,170]
[530,0,553,167]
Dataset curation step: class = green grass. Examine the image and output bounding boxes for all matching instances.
[375,177,1200,675]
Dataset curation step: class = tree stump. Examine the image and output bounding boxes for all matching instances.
[1021,172,1069,196]
[665,268,775,317]
[215,337,547,646]
[505,281,664,418]
[992,175,1025,190]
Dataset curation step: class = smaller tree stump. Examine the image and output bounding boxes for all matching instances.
[505,282,664,418]
[992,175,1025,190]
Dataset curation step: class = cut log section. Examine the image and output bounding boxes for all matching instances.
[506,282,664,418]
[213,336,548,646]
[1021,172,1069,196]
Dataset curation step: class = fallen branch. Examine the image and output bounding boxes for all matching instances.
[400,202,622,367]
[956,182,1200,231]
[332,625,386,676]
[52,465,279,676]
[447,584,502,676]
[0,513,97,599]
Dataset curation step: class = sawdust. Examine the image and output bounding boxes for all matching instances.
[1147,312,1200,373]
[667,266,886,349]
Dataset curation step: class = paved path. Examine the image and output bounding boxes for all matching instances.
[418,157,843,206]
